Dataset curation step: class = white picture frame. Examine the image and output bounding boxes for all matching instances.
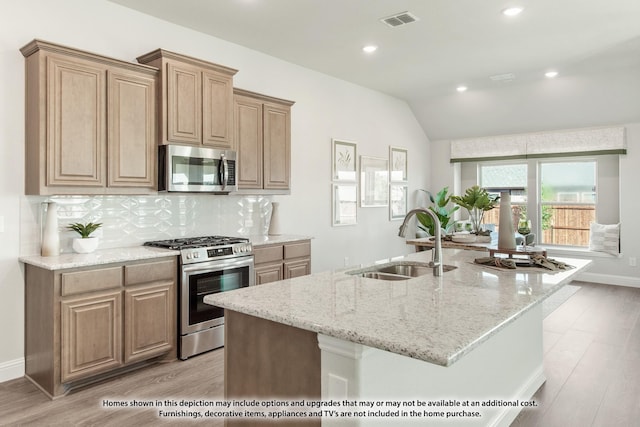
[332,139,357,181]
[332,183,358,226]
[390,184,408,220]
[360,156,389,207]
[390,146,408,182]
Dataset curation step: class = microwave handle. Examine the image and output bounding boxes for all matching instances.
[220,154,228,189]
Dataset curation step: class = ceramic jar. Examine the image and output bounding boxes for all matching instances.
[268,202,282,235]
[41,202,60,257]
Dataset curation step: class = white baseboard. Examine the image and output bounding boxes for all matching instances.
[490,366,545,427]
[0,357,24,383]
[577,272,640,288]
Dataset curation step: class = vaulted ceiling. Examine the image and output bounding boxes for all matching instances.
[111,0,640,140]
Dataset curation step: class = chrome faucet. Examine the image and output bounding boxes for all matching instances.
[398,208,444,276]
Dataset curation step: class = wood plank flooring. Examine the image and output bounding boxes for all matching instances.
[0,281,638,426]
[0,350,225,426]
[513,281,640,426]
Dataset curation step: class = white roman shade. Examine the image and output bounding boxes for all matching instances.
[450,126,627,163]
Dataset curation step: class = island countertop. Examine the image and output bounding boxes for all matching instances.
[206,249,591,367]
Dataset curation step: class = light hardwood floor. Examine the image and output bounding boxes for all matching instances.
[1,281,639,426]
[0,349,225,426]
[514,281,640,426]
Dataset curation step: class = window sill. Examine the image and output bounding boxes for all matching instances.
[542,245,622,259]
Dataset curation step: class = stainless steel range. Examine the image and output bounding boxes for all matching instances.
[144,236,254,360]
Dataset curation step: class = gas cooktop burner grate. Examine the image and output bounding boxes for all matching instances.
[144,235,250,250]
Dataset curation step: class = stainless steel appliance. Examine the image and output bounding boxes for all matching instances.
[159,144,237,193]
[144,236,254,359]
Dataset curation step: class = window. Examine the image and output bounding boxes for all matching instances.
[478,162,528,236]
[540,161,596,246]
[469,156,617,249]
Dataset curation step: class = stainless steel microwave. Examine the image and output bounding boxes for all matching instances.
[159,145,237,193]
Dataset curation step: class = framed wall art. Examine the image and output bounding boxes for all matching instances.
[360,156,389,207]
[332,183,358,226]
[389,184,408,220]
[390,146,408,182]
[332,139,357,181]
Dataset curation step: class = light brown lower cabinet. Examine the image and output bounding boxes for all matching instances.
[25,257,177,399]
[254,240,311,285]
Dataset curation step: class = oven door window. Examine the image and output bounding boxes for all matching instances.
[188,266,249,326]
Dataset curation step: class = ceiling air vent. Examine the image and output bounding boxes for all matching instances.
[380,11,419,28]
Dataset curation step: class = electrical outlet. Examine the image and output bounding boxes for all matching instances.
[630,257,637,267]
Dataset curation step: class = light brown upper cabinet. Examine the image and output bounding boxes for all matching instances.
[137,49,237,149]
[234,89,294,191]
[20,40,157,195]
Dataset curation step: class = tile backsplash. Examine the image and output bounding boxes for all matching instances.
[20,194,272,256]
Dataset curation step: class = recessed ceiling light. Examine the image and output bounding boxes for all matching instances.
[456,86,468,92]
[502,7,524,16]
[362,45,378,53]
[545,71,559,78]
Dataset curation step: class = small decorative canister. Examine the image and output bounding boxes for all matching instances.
[497,192,516,250]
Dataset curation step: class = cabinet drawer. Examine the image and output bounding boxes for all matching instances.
[284,241,311,259]
[125,259,176,286]
[61,267,123,296]
[254,245,283,264]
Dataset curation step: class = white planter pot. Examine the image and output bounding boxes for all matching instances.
[72,237,99,254]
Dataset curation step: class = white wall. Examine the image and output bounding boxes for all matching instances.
[0,0,430,380]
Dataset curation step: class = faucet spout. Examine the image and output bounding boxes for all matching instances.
[398,208,444,276]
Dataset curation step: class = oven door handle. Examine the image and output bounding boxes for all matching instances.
[181,256,254,274]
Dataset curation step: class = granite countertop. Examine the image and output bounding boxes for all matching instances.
[19,246,180,270]
[19,235,312,270]
[206,249,591,367]
[249,234,313,246]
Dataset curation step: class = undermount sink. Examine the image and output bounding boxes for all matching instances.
[347,261,457,281]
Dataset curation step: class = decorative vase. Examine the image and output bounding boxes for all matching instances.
[497,192,516,250]
[41,202,60,257]
[72,237,99,254]
[268,202,282,235]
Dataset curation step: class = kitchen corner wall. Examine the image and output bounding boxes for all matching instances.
[20,195,272,256]
[0,0,430,379]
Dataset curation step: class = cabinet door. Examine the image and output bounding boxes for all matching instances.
[284,259,311,279]
[166,62,201,144]
[235,95,263,189]
[263,102,291,190]
[61,291,122,382]
[203,70,233,148]
[255,262,283,285]
[47,55,106,187]
[124,283,173,364]
[107,69,156,188]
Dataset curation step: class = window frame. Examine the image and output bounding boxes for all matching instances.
[472,155,616,249]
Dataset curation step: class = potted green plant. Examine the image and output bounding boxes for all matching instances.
[451,186,499,237]
[67,222,102,253]
[416,187,459,237]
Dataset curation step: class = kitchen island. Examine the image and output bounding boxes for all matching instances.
[205,249,591,426]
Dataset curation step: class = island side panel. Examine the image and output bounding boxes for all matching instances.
[318,304,546,427]
[224,310,321,424]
